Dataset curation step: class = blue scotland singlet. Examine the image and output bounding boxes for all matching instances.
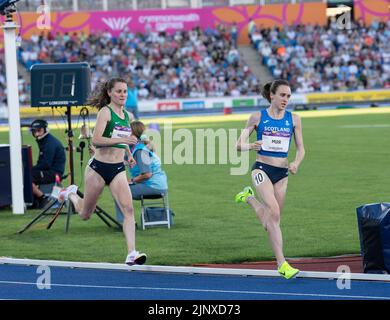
[257,109,294,158]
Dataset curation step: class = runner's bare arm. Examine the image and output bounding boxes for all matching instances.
[289,114,305,174]
[236,112,262,152]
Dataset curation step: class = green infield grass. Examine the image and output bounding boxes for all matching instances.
[0,110,389,266]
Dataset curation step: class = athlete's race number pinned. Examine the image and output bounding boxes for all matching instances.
[254,172,264,186]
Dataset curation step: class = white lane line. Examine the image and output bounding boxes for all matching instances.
[0,280,389,300]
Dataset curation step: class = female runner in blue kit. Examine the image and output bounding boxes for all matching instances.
[235,80,305,279]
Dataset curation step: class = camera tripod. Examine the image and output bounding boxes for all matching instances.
[17,189,122,234]
[17,106,122,234]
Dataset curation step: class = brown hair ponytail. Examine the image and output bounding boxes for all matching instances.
[261,79,290,103]
[87,78,127,110]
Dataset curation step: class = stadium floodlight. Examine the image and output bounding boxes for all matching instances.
[0,0,20,15]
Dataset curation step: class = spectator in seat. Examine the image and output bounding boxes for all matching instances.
[115,121,168,223]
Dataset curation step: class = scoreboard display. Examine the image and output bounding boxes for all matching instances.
[30,62,91,107]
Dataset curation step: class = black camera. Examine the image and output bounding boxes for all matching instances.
[0,0,20,15]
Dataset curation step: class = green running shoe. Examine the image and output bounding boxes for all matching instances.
[278,261,300,279]
[235,186,254,203]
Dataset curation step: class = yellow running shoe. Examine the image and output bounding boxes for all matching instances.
[235,186,254,203]
[278,261,299,279]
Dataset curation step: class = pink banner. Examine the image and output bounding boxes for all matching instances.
[90,9,216,35]
[6,3,326,47]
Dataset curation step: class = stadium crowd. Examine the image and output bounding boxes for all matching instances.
[250,19,390,93]
[1,19,389,106]
[11,25,257,105]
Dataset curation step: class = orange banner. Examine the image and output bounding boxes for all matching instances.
[354,0,390,25]
[212,3,327,44]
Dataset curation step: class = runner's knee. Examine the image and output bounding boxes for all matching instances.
[267,205,281,224]
[79,202,95,221]
[80,211,92,221]
[121,204,134,218]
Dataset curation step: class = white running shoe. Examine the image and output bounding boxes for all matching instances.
[58,185,78,202]
[125,250,147,266]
